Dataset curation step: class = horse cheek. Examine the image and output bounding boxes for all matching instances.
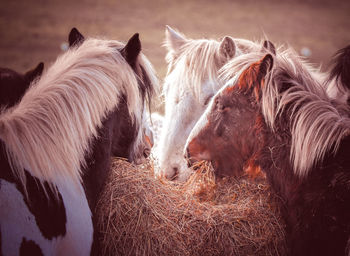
[214,121,224,137]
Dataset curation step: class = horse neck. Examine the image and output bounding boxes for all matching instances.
[110,96,136,158]
[81,98,135,211]
[259,112,350,203]
[81,114,114,211]
[261,126,350,255]
[320,134,350,173]
[257,116,301,204]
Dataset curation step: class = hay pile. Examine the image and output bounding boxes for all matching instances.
[96,158,286,256]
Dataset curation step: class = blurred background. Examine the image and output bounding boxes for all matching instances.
[1,0,349,80]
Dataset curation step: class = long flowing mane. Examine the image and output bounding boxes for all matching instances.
[129,51,159,161]
[220,46,350,177]
[0,38,157,187]
[163,36,259,99]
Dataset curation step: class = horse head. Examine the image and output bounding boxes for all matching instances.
[185,43,350,255]
[68,28,157,165]
[0,62,44,107]
[185,52,273,177]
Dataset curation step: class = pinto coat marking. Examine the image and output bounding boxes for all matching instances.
[0,28,158,256]
[19,238,44,256]
[0,158,67,240]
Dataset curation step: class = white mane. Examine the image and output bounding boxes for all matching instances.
[0,38,152,187]
[157,27,262,181]
[163,37,259,100]
[220,46,350,177]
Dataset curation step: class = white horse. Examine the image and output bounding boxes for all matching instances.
[154,25,260,181]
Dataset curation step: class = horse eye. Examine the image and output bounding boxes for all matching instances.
[143,148,150,158]
[219,105,226,112]
[204,94,214,106]
[217,102,229,112]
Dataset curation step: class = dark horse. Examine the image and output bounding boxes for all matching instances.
[0,28,157,255]
[327,45,350,105]
[68,27,155,210]
[0,62,44,107]
[68,28,157,255]
[185,43,350,255]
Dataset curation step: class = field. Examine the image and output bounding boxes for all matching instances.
[1,0,349,80]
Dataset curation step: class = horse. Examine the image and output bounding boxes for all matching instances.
[0,62,44,108]
[69,28,158,255]
[0,28,157,256]
[325,45,350,104]
[185,44,350,255]
[155,25,261,181]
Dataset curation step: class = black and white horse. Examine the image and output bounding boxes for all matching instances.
[0,28,157,255]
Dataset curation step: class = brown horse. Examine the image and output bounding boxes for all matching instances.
[185,44,350,255]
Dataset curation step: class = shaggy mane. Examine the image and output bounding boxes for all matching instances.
[328,45,350,90]
[0,38,157,188]
[324,45,350,103]
[163,37,259,100]
[220,46,350,177]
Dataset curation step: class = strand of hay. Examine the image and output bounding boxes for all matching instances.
[96,158,286,256]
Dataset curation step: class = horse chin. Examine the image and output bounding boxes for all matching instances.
[177,167,194,182]
[212,159,242,178]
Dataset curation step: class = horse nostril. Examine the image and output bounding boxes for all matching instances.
[143,148,150,158]
[185,147,192,168]
[170,167,179,181]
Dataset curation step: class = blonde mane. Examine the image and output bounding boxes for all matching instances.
[220,46,350,177]
[163,37,259,100]
[0,38,155,187]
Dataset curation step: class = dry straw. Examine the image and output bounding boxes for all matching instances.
[96,158,286,256]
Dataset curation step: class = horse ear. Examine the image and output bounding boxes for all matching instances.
[257,54,274,83]
[262,40,276,55]
[329,45,350,90]
[165,25,186,52]
[238,54,273,100]
[219,36,236,59]
[69,27,85,47]
[24,62,44,84]
[121,33,141,68]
